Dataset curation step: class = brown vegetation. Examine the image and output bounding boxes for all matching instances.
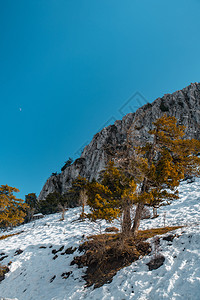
[71,226,182,288]
[0,231,23,241]
[105,227,119,233]
[0,264,9,282]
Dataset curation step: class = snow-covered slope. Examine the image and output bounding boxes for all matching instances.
[1,178,200,300]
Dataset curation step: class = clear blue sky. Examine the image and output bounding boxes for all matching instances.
[1,0,200,200]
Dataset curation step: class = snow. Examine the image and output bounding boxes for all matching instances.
[32,213,44,217]
[0,178,200,300]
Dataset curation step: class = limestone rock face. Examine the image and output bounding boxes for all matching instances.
[38,82,200,201]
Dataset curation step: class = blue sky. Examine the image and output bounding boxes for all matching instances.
[1,0,200,199]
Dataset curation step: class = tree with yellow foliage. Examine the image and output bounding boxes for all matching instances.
[0,185,27,228]
[87,115,200,237]
[87,161,136,235]
[129,114,200,235]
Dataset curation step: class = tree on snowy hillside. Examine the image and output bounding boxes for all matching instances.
[67,176,89,220]
[129,115,200,235]
[39,191,70,218]
[0,185,28,228]
[39,177,89,219]
[24,193,39,222]
[87,161,136,235]
[87,115,200,236]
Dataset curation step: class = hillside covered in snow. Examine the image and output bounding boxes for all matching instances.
[0,178,200,300]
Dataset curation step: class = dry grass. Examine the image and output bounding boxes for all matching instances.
[72,226,183,288]
[0,231,23,241]
[87,226,182,242]
[137,226,183,240]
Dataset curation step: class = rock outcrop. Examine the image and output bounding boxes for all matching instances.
[38,82,200,201]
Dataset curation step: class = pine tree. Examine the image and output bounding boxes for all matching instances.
[129,114,200,235]
[25,193,39,222]
[61,157,73,172]
[68,176,88,219]
[25,193,38,209]
[0,185,27,228]
[39,192,60,215]
[39,191,70,219]
[39,177,89,219]
[87,115,200,237]
[87,161,136,234]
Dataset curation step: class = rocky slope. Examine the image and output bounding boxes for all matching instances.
[38,82,200,201]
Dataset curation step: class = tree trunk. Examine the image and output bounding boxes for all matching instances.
[153,207,158,218]
[81,201,85,220]
[80,189,87,220]
[122,205,131,236]
[131,203,144,236]
[58,204,65,221]
[61,208,65,220]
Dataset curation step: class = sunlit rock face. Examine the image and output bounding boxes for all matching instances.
[38,82,200,201]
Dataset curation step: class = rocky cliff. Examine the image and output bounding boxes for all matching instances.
[38,82,200,201]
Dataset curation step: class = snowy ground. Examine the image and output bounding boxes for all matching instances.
[0,178,200,300]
